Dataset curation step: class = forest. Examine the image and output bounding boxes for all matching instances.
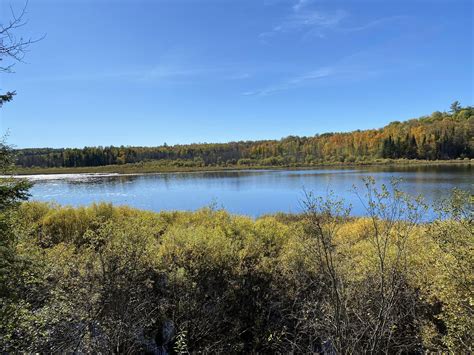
[15,103,474,169]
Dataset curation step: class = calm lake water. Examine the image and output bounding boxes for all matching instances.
[23,165,473,218]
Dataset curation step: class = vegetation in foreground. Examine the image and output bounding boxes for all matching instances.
[15,102,474,173]
[1,168,472,352]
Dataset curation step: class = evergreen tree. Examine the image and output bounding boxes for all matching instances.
[450,100,461,113]
[0,1,34,326]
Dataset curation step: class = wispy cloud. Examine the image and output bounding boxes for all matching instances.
[243,49,388,97]
[292,0,315,12]
[261,0,406,42]
[338,15,409,33]
[243,67,334,96]
[259,3,347,41]
[226,72,252,80]
[24,65,251,84]
[138,66,215,82]
[260,10,346,40]
[21,66,204,83]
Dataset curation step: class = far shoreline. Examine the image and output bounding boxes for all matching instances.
[12,158,473,176]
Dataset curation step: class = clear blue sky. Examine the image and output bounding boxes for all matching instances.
[1,0,472,148]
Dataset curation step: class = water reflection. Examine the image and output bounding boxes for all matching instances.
[27,166,473,218]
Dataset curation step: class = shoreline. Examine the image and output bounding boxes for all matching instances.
[12,159,473,176]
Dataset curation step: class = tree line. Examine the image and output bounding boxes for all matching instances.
[15,103,473,169]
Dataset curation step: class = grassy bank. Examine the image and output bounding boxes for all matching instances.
[3,183,472,352]
[13,158,473,175]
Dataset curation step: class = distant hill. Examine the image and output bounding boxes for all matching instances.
[15,104,473,169]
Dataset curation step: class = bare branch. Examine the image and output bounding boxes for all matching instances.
[0,0,43,73]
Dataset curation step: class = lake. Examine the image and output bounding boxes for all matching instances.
[22,165,473,218]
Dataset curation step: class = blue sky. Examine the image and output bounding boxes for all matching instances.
[1,0,472,148]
